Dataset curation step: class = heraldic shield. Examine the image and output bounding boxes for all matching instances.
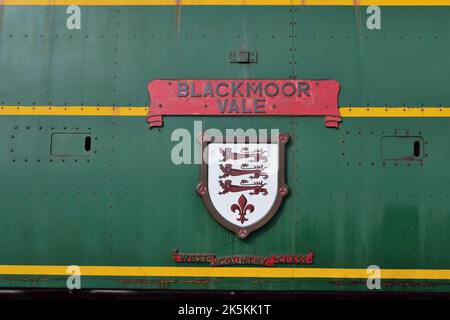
[197,133,289,239]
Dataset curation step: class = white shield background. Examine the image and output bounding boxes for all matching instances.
[208,143,279,228]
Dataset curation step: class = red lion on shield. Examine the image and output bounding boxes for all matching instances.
[218,179,268,196]
[219,164,269,180]
[219,147,268,163]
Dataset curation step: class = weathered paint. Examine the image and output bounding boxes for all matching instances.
[1,4,450,293]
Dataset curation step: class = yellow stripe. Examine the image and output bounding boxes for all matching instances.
[2,106,450,118]
[1,265,450,280]
[2,0,450,6]
[0,106,147,116]
[340,107,450,117]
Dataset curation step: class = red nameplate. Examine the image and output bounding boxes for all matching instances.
[146,79,341,128]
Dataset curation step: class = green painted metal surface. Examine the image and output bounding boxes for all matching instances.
[1,4,450,292]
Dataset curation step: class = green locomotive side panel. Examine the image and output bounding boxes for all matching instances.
[0,6,292,105]
[293,6,450,106]
[1,4,450,292]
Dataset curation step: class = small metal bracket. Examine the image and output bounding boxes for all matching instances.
[229,51,257,63]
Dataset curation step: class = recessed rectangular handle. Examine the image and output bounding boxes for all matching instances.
[51,133,92,156]
[381,136,424,161]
